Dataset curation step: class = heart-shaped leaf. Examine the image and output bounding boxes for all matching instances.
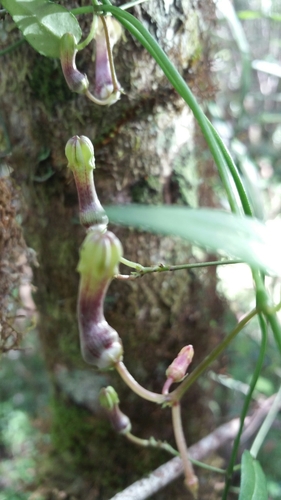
[106,204,281,276]
[2,0,82,58]
[239,451,268,500]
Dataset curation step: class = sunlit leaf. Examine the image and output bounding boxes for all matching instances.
[2,0,82,58]
[106,205,281,276]
[239,451,268,500]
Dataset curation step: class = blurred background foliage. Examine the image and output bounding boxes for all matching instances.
[1,0,281,498]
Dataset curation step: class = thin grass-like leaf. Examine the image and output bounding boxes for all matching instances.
[106,205,281,276]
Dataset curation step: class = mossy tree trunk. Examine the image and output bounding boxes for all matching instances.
[1,1,226,498]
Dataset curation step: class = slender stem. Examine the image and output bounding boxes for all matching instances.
[70,6,94,15]
[172,403,198,498]
[120,256,144,270]
[125,432,179,456]
[170,308,258,402]
[132,259,242,277]
[126,432,227,474]
[115,361,165,404]
[77,15,98,51]
[250,384,281,458]
[222,314,267,500]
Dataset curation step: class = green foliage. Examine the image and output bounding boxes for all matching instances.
[106,204,281,276]
[239,451,268,500]
[1,0,82,58]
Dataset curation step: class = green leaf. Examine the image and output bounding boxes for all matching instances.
[106,205,281,276]
[2,0,82,58]
[239,451,268,500]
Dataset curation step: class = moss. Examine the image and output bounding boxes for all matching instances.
[28,56,73,112]
[49,394,169,497]
[130,176,163,204]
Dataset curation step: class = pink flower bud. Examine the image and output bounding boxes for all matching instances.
[60,33,89,94]
[166,345,194,383]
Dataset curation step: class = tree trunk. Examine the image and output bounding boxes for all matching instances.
[1,1,226,498]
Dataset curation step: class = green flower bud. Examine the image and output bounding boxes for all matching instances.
[78,227,123,283]
[99,387,131,434]
[65,136,108,228]
[60,33,89,94]
[99,386,119,411]
[65,135,95,172]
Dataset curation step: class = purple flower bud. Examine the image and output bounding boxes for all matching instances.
[65,135,108,228]
[93,17,122,104]
[60,33,89,94]
[166,345,194,383]
[77,228,123,370]
[99,387,131,434]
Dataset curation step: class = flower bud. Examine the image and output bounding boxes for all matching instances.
[65,135,95,172]
[60,33,89,94]
[166,345,194,383]
[99,387,131,434]
[77,228,123,370]
[65,136,108,228]
[78,227,123,282]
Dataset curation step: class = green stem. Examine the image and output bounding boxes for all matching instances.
[70,6,94,15]
[125,432,178,456]
[120,256,144,270]
[131,259,242,277]
[77,14,98,51]
[222,314,267,500]
[170,308,258,402]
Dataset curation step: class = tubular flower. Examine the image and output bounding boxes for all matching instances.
[60,33,89,94]
[93,16,122,105]
[65,135,108,228]
[77,227,123,370]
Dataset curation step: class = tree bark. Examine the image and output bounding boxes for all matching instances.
[1,1,226,498]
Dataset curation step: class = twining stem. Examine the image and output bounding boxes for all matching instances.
[77,14,98,51]
[125,432,227,473]
[222,313,267,499]
[115,361,165,404]
[172,402,198,498]
[119,256,144,270]
[170,308,258,402]
[116,259,242,280]
[125,432,178,456]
